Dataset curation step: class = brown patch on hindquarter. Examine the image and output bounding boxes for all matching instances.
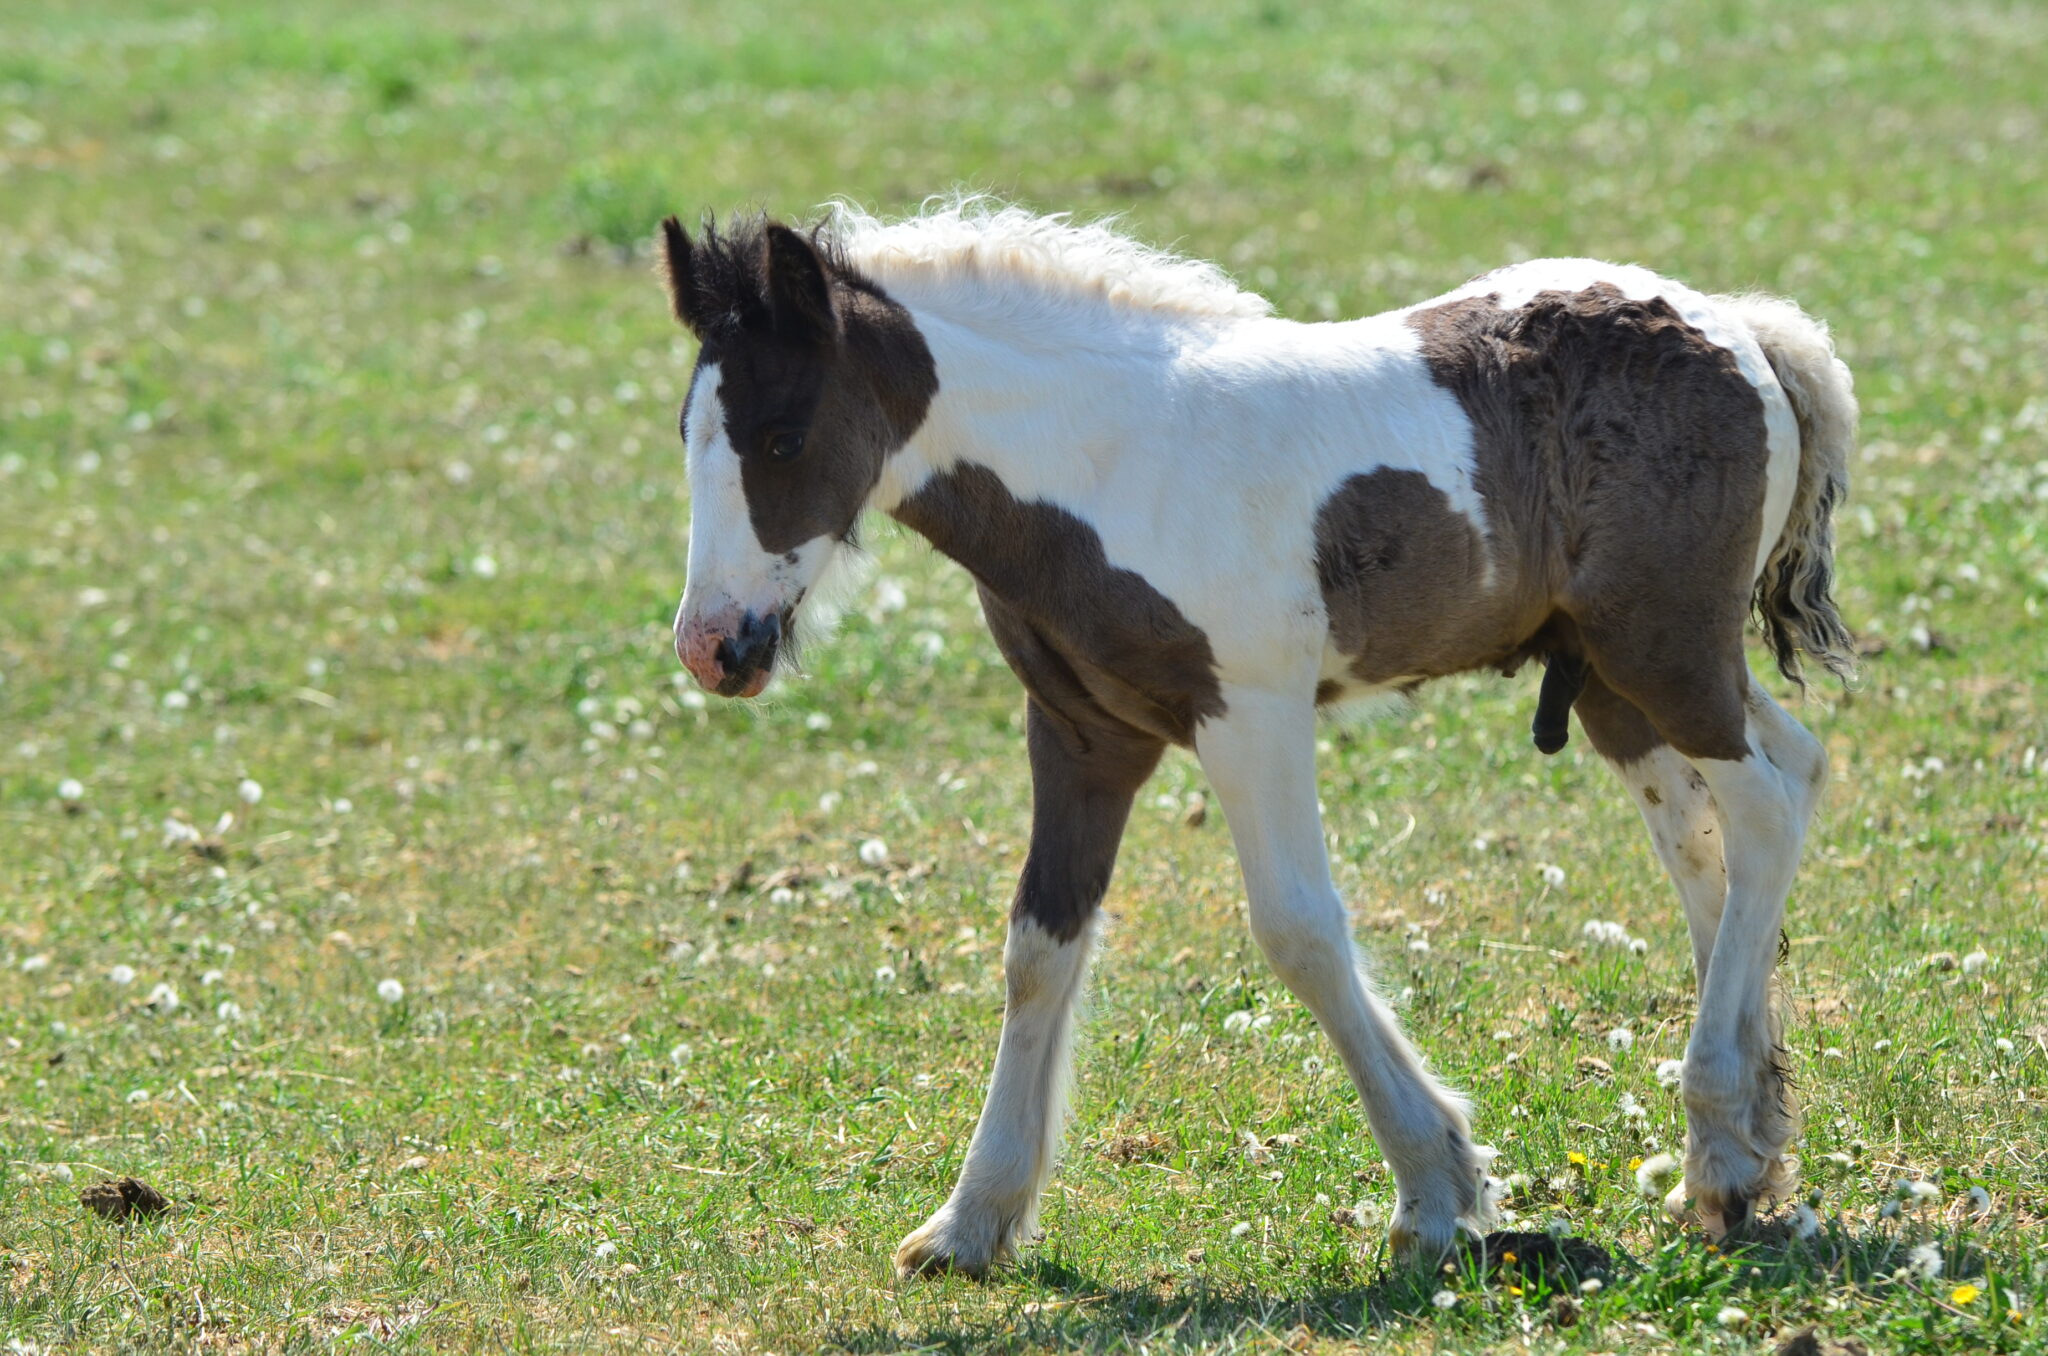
[1405,285,1771,762]
[893,464,1226,747]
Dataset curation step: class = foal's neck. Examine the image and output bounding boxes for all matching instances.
[871,307,1179,518]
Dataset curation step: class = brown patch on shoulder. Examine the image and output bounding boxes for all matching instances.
[893,464,1225,747]
[1313,468,1543,687]
[1314,679,1343,706]
[1405,284,1769,763]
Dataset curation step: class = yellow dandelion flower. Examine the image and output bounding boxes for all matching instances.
[1508,1285,1524,1297]
[1951,1284,1981,1305]
[1501,1250,1518,1264]
[1567,1152,1588,1166]
[1628,1157,1644,1171]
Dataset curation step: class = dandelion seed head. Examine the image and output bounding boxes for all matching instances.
[1635,1152,1679,1197]
[1994,1037,2014,1054]
[1793,1203,1820,1239]
[1656,1058,1684,1087]
[1967,1186,1993,1217]
[57,778,85,803]
[1229,1221,1252,1238]
[1579,1277,1602,1294]
[858,838,889,867]
[804,711,831,731]
[1906,1242,1943,1279]
[1431,1289,1457,1309]
[1606,1026,1634,1052]
[594,1240,618,1260]
[216,1000,243,1022]
[1715,1305,1748,1329]
[1962,950,1990,975]
[874,964,897,984]
[1540,864,1567,888]
[237,778,263,805]
[125,1088,150,1104]
[1223,1010,1254,1036]
[145,983,179,1014]
[108,964,136,986]
[376,978,405,1003]
[21,954,50,973]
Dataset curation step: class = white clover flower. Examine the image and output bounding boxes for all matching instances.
[1431,1289,1457,1309]
[1715,1305,1748,1329]
[108,964,136,986]
[1229,1221,1252,1238]
[376,978,405,1004]
[1656,1058,1684,1088]
[145,983,180,1014]
[237,778,263,805]
[1635,1152,1679,1197]
[1540,864,1567,888]
[1906,1242,1943,1280]
[57,778,85,803]
[1606,1027,1634,1052]
[1223,1009,1254,1036]
[858,838,889,867]
[1961,950,1990,975]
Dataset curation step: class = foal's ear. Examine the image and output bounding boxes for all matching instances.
[659,215,704,333]
[762,223,837,340]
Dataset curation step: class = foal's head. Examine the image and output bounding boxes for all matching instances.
[661,214,935,697]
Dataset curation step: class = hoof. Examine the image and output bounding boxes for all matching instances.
[893,1207,1010,1281]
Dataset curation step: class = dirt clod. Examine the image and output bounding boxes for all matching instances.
[1470,1230,1616,1280]
[1775,1325,1871,1356]
[79,1176,170,1221]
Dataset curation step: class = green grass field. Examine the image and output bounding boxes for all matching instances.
[3,1,2044,1350]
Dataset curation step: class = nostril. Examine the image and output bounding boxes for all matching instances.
[712,636,740,676]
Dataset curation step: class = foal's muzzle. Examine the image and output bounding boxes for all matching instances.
[678,607,782,698]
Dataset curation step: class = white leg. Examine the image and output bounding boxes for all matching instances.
[1197,685,1496,1264]
[894,916,1095,1277]
[895,698,1160,1278]
[1673,680,1825,1231]
[1605,744,1728,987]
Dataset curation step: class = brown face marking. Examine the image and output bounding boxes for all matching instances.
[663,215,938,556]
[1404,284,1771,763]
[892,463,1226,748]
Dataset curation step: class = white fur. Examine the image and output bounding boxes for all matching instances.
[1601,744,1729,986]
[1196,686,1498,1259]
[894,916,1095,1277]
[676,362,836,636]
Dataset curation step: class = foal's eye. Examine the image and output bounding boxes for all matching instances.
[766,429,806,462]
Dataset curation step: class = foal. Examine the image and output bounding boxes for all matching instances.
[657,201,1855,1276]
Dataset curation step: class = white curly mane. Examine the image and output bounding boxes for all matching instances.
[825,198,1271,344]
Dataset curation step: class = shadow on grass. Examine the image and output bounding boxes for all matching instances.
[822,1221,2000,1353]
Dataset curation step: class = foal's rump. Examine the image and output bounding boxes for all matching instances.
[1379,260,1855,755]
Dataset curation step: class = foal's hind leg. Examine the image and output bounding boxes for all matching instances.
[1585,642,1823,1234]
[894,701,1161,1278]
[1196,685,1496,1265]
[1574,674,1728,988]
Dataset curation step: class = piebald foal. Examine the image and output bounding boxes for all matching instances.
[657,202,1856,1276]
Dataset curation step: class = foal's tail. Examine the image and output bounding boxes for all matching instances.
[1724,294,1860,686]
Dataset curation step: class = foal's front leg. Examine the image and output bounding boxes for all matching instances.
[1196,686,1496,1264]
[894,703,1162,1278]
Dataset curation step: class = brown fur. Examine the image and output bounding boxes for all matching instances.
[1401,286,1774,763]
[892,464,1227,749]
